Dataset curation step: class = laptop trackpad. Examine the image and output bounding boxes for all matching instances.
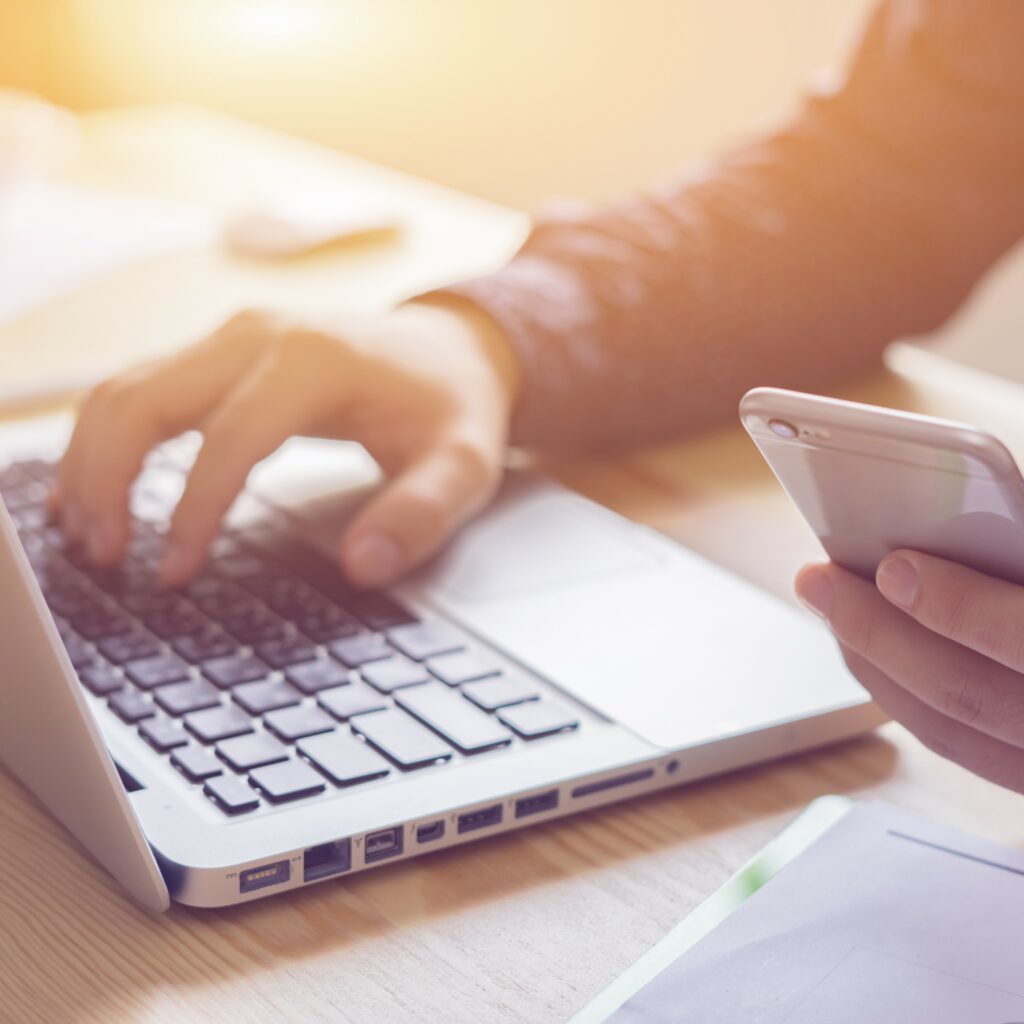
[419,478,861,751]
[422,478,662,601]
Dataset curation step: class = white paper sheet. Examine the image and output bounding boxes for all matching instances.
[592,801,1024,1023]
[0,178,214,327]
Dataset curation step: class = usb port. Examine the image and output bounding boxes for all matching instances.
[364,826,404,863]
[303,840,351,883]
[515,790,559,819]
[457,804,503,834]
[240,859,291,893]
[416,820,445,844]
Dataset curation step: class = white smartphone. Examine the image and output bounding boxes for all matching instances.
[740,387,1024,585]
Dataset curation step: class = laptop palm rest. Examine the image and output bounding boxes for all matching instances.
[415,479,867,751]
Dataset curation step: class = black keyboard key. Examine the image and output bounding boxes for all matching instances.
[232,679,301,716]
[462,676,539,712]
[204,774,260,815]
[361,656,431,694]
[0,463,28,493]
[498,700,580,739]
[139,716,189,751]
[155,679,221,716]
[71,607,133,641]
[144,604,208,639]
[186,577,246,613]
[296,607,361,643]
[61,633,94,670]
[396,682,512,754]
[249,759,326,803]
[240,530,351,601]
[386,621,465,662]
[347,592,417,631]
[171,745,224,782]
[214,552,270,580]
[44,581,91,618]
[184,704,254,743]
[171,628,237,663]
[109,690,156,723]
[220,610,288,645]
[285,658,350,694]
[119,587,183,615]
[124,653,191,690]
[427,651,502,687]
[96,630,161,664]
[79,663,124,696]
[299,732,391,786]
[216,732,289,772]
[255,635,317,669]
[351,708,452,769]
[328,632,391,668]
[201,653,269,689]
[18,458,55,482]
[317,682,387,721]
[264,705,335,742]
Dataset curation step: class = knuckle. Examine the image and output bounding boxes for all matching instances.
[1005,629,1024,674]
[89,375,148,419]
[446,438,499,493]
[915,727,960,766]
[936,665,986,726]
[838,600,883,663]
[273,323,329,363]
[225,307,273,334]
[936,587,973,639]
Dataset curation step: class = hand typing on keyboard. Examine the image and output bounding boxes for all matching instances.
[51,300,518,587]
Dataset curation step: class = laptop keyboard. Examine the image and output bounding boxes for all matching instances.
[0,450,581,816]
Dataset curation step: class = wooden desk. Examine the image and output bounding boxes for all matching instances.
[2,106,1023,1024]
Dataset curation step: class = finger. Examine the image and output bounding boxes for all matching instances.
[340,436,501,588]
[796,562,1024,748]
[840,645,1024,795]
[876,548,1024,675]
[58,311,275,563]
[160,359,316,584]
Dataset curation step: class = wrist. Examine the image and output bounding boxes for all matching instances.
[402,295,521,415]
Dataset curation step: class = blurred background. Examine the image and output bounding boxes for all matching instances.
[2,0,1023,383]
[2,0,871,209]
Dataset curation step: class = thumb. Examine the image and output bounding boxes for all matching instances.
[340,438,501,588]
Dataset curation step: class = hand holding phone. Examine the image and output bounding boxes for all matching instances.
[741,387,1024,797]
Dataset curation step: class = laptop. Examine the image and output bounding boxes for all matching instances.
[0,411,883,911]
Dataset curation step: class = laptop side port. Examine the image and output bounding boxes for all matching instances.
[416,820,445,844]
[240,859,291,893]
[514,789,559,819]
[457,804,503,834]
[364,826,404,863]
[303,839,352,882]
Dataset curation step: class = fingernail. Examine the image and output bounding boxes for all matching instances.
[159,540,194,584]
[346,533,403,587]
[796,566,833,618]
[876,556,918,609]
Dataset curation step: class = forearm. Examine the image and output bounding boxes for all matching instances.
[432,1,1024,452]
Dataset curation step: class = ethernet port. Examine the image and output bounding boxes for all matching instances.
[303,839,352,883]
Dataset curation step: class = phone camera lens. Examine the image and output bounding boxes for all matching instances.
[768,419,798,439]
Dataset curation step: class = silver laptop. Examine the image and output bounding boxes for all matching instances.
[0,412,882,911]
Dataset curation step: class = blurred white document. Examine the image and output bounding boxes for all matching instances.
[587,801,1024,1023]
[0,178,214,326]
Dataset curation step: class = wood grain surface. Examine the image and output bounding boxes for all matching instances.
[1,106,1022,1024]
